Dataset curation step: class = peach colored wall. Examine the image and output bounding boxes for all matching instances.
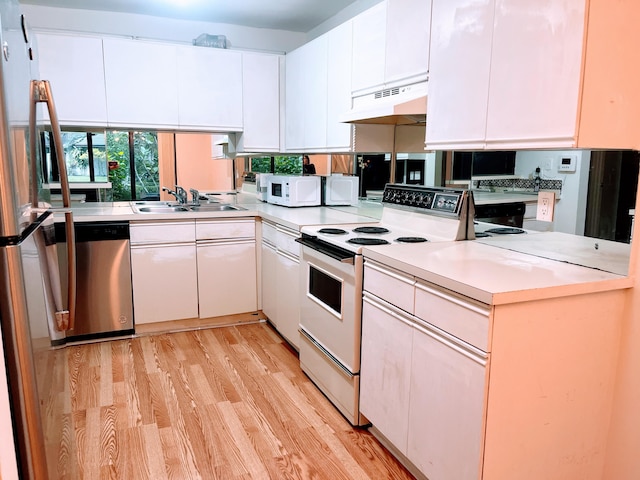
[175,133,234,192]
[603,170,640,479]
[307,154,330,175]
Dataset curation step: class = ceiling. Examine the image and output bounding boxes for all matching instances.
[19,0,362,32]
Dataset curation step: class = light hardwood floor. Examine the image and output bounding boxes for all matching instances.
[35,322,414,479]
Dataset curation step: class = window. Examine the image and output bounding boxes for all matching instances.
[250,155,303,175]
[42,129,160,201]
[42,131,108,184]
[107,131,159,201]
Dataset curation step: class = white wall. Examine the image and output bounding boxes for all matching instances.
[21,5,306,53]
[514,150,591,235]
[306,0,385,40]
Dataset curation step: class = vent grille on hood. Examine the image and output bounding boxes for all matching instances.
[375,87,401,99]
[341,81,427,125]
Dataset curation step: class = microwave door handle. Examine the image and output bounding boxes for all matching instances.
[30,80,76,331]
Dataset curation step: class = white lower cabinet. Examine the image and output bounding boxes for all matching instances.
[261,241,278,321]
[196,219,258,318]
[360,296,413,452]
[275,249,300,348]
[406,317,487,480]
[260,221,301,349]
[130,221,198,324]
[361,260,489,480]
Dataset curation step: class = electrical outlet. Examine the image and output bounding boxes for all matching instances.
[536,191,555,222]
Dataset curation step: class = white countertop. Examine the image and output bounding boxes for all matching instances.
[475,231,630,276]
[58,198,382,231]
[362,240,631,305]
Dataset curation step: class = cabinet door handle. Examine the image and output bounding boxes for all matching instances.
[364,292,487,366]
[365,259,415,286]
[277,249,299,264]
[416,282,490,317]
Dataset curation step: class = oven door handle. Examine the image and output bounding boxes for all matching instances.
[295,236,354,264]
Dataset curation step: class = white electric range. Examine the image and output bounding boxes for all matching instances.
[296,185,475,426]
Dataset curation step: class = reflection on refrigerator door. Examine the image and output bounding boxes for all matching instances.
[0,0,78,476]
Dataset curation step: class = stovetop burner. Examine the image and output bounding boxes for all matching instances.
[484,227,526,235]
[474,231,492,238]
[347,238,390,246]
[396,237,428,243]
[353,226,390,234]
[318,228,348,235]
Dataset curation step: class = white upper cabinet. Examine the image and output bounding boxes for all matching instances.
[351,1,387,95]
[425,0,495,150]
[484,0,586,149]
[351,0,431,95]
[426,0,640,150]
[302,35,329,150]
[285,47,305,151]
[35,33,108,127]
[176,45,243,131]
[103,38,180,128]
[234,52,282,152]
[326,20,354,151]
[384,0,432,88]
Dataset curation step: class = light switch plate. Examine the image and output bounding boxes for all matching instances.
[537,191,555,222]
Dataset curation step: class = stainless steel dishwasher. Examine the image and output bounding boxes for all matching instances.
[54,221,134,343]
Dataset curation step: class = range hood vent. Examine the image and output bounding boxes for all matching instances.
[340,81,427,125]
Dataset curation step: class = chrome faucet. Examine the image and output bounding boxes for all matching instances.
[175,186,188,204]
[162,185,188,204]
[190,188,201,205]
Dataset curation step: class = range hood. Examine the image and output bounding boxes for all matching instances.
[340,81,427,125]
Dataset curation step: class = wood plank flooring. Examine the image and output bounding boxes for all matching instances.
[35,322,414,479]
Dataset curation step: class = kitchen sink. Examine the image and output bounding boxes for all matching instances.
[133,203,246,213]
[135,205,190,213]
[188,204,245,212]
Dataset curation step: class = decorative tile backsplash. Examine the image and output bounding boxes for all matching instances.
[474,178,563,192]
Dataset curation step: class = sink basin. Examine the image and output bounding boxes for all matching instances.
[189,204,245,212]
[135,205,190,213]
[133,203,246,214]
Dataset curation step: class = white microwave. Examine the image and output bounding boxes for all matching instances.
[323,175,359,206]
[266,175,321,207]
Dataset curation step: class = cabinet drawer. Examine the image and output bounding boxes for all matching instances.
[415,281,490,352]
[130,220,195,245]
[196,219,255,240]
[364,260,415,314]
[262,221,278,245]
[276,226,300,258]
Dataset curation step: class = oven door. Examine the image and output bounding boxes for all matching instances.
[298,242,362,373]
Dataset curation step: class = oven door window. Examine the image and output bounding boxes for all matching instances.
[309,265,342,316]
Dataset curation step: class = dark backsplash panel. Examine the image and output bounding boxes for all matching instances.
[474,178,563,192]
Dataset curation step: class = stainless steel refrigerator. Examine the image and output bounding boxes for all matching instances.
[0,0,76,477]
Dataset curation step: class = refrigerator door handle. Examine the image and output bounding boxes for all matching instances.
[29,80,76,331]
